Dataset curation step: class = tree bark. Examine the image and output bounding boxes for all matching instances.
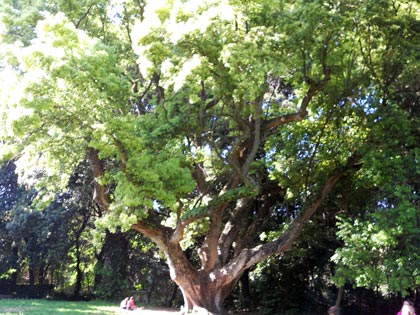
[131,154,360,314]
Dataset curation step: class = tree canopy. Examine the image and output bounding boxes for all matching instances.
[1,0,419,314]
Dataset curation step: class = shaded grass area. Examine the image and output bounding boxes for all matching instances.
[0,299,118,315]
[0,299,264,315]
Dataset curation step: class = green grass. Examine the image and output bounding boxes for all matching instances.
[0,299,118,315]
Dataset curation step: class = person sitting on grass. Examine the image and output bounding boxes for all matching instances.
[127,296,137,310]
[120,297,129,310]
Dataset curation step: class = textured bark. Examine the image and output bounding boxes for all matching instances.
[86,148,110,211]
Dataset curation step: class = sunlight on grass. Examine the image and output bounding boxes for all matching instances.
[0,299,118,315]
[0,299,182,315]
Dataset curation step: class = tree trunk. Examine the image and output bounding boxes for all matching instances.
[146,270,156,304]
[38,262,47,285]
[170,251,221,313]
[176,272,226,315]
[168,282,179,307]
[74,238,82,298]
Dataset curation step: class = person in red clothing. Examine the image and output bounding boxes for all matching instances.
[397,300,416,315]
[127,296,137,310]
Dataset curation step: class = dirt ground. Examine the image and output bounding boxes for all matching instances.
[115,307,178,314]
[115,308,179,315]
[114,306,258,315]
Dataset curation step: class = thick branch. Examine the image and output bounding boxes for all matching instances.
[226,153,251,186]
[264,74,329,131]
[219,178,283,263]
[199,160,243,270]
[202,98,264,270]
[241,98,263,175]
[132,219,172,251]
[233,194,272,256]
[218,197,253,265]
[113,137,128,173]
[86,147,110,211]
[171,213,208,245]
[199,201,229,271]
[219,154,360,285]
[264,64,331,132]
[192,162,209,195]
[133,220,198,285]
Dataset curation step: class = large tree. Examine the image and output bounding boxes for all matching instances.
[1,0,418,313]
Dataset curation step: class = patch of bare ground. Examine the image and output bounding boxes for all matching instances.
[113,307,258,315]
[114,306,178,314]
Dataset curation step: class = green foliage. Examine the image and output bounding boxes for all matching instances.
[94,263,130,300]
[332,198,420,295]
[331,52,420,297]
[250,203,339,314]
[1,0,420,309]
[93,231,131,300]
[0,0,46,45]
[0,12,131,204]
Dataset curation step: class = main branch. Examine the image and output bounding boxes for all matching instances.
[219,153,360,286]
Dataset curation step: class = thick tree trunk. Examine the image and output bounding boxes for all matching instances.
[168,249,223,313]
[38,262,47,285]
[29,264,35,286]
[168,283,179,307]
[175,272,226,315]
[135,238,229,315]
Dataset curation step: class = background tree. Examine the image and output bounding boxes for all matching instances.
[0,159,173,301]
[0,161,21,286]
[331,0,420,298]
[1,0,419,314]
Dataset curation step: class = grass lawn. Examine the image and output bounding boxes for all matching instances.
[0,299,181,315]
[0,299,119,315]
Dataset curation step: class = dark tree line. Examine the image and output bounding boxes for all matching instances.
[0,159,177,304]
[0,157,415,314]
